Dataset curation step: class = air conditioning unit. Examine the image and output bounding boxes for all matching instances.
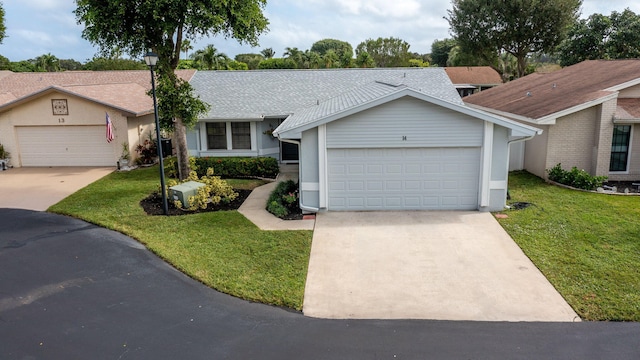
[169,181,205,206]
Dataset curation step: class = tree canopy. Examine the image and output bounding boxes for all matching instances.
[74,0,269,179]
[447,0,581,77]
[430,38,456,67]
[556,9,640,66]
[310,39,353,67]
[355,37,412,67]
[0,2,5,44]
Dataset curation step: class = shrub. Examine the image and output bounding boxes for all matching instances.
[135,139,158,165]
[167,168,238,210]
[546,163,607,190]
[266,180,300,219]
[193,157,279,179]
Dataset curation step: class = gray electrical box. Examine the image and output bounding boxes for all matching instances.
[169,181,205,206]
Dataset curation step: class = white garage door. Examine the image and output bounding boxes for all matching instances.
[17,126,115,167]
[327,147,481,211]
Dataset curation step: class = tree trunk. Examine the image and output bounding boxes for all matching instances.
[173,117,190,180]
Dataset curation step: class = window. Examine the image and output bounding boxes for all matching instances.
[206,122,253,150]
[231,122,251,149]
[206,122,227,149]
[610,125,631,172]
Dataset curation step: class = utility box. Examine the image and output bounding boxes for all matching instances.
[169,181,205,206]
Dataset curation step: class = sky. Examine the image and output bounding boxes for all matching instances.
[1,0,640,63]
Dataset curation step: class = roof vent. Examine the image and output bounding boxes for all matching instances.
[526,91,532,97]
[552,83,557,88]
[316,99,320,105]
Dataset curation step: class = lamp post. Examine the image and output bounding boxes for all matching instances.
[144,50,169,215]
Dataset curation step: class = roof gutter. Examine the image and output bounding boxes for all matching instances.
[276,137,319,213]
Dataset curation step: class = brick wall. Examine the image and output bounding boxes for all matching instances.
[546,106,598,175]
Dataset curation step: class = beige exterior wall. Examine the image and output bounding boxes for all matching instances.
[522,124,549,178]
[546,107,599,176]
[0,91,152,167]
[126,113,156,162]
[617,84,640,98]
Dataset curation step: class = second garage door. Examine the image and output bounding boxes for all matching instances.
[17,126,115,167]
[327,147,480,211]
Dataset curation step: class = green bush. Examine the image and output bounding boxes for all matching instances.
[266,180,299,219]
[166,168,238,210]
[165,156,279,179]
[546,163,607,190]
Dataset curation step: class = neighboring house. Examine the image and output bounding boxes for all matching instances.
[190,68,541,212]
[445,66,503,97]
[465,59,640,182]
[0,70,195,167]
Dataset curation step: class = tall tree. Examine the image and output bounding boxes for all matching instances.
[59,59,83,71]
[356,37,412,67]
[430,38,456,67]
[0,54,9,70]
[0,2,5,44]
[355,51,375,68]
[75,0,268,180]
[261,47,275,59]
[557,9,640,66]
[447,0,581,78]
[83,57,147,70]
[235,53,264,69]
[35,53,60,72]
[283,47,303,68]
[310,39,353,67]
[191,44,229,70]
[181,39,193,60]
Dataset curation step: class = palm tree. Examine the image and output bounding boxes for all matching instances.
[181,40,193,60]
[355,51,375,68]
[191,44,229,70]
[283,47,303,68]
[303,50,322,69]
[322,49,339,68]
[35,53,60,72]
[261,47,275,59]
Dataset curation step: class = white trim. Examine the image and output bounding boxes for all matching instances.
[276,87,541,139]
[468,93,619,126]
[300,182,320,191]
[467,104,539,125]
[258,147,280,156]
[609,124,634,174]
[490,180,508,190]
[480,122,493,207]
[250,122,257,151]
[318,124,328,209]
[536,93,619,125]
[613,118,640,124]
[605,78,640,92]
[200,121,255,152]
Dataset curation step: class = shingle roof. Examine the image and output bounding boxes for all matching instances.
[616,98,640,119]
[190,68,463,120]
[464,60,640,120]
[0,70,196,115]
[445,66,503,85]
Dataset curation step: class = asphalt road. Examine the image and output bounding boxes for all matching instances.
[1,208,638,359]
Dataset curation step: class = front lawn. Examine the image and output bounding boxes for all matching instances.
[48,166,312,311]
[497,171,640,321]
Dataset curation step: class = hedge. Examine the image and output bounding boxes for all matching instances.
[194,157,279,179]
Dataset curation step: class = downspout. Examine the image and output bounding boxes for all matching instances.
[277,137,320,213]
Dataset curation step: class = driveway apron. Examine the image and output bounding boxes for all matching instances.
[0,167,114,211]
[304,211,580,322]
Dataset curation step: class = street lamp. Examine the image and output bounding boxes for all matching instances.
[144,50,169,215]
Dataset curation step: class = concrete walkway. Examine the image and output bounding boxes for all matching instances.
[304,211,580,322]
[0,167,115,210]
[238,181,315,231]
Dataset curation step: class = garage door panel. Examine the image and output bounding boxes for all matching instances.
[327,147,480,211]
[17,126,115,167]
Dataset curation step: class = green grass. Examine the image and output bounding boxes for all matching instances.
[497,171,640,321]
[48,166,312,311]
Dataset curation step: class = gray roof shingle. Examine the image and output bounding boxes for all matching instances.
[190,68,462,120]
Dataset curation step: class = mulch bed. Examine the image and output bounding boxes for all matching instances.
[140,189,304,220]
[140,189,252,216]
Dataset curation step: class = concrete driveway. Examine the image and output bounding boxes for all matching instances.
[304,211,580,322]
[0,167,114,211]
